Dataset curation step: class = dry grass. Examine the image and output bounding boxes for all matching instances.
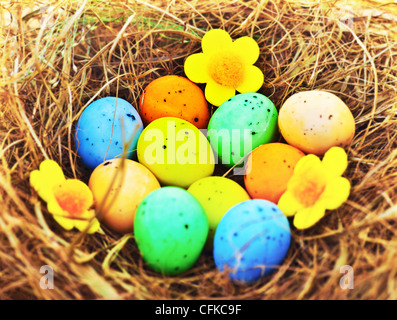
[1,0,397,300]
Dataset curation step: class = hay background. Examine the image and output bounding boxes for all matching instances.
[0,0,397,300]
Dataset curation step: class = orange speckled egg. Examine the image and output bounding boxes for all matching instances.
[244,143,305,203]
[88,158,160,234]
[139,75,210,129]
[278,90,355,155]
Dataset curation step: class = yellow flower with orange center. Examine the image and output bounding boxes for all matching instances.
[278,147,351,230]
[184,29,264,106]
[30,160,100,233]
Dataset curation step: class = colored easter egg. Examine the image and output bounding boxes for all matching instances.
[139,75,210,128]
[187,176,250,248]
[244,143,305,203]
[207,92,278,168]
[278,90,355,155]
[75,97,143,170]
[88,158,160,234]
[134,187,209,275]
[137,117,215,188]
[213,199,291,283]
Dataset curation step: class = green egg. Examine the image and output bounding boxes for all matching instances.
[207,93,278,168]
[134,187,209,276]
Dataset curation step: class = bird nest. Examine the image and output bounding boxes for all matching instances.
[1,0,397,299]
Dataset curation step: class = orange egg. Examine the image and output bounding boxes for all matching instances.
[88,158,160,234]
[244,143,305,203]
[139,75,210,129]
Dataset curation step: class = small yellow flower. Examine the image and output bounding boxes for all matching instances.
[184,29,264,106]
[30,160,100,234]
[278,147,351,230]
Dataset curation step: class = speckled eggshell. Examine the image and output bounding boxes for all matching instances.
[187,176,251,249]
[213,199,291,283]
[139,75,210,129]
[207,93,278,168]
[75,97,143,170]
[134,187,209,276]
[278,90,355,155]
[244,143,305,203]
[88,158,160,234]
[137,117,215,188]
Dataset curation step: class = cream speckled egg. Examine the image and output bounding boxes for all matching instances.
[278,90,355,155]
[88,158,160,234]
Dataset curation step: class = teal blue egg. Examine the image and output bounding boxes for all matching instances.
[207,93,278,168]
[134,187,209,276]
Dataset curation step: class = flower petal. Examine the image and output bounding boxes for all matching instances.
[278,190,305,217]
[293,154,321,176]
[73,212,100,234]
[47,199,66,217]
[287,154,323,193]
[205,79,235,106]
[184,53,210,83]
[236,65,264,93]
[202,29,232,54]
[321,147,348,178]
[30,160,65,203]
[52,215,75,231]
[319,177,350,210]
[53,179,94,215]
[232,36,260,65]
[293,203,326,229]
[49,199,100,233]
[87,218,101,234]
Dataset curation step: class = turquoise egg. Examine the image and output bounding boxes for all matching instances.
[134,187,208,276]
[207,93,278,168]
[75,97,143,170]
[213,199,291,283]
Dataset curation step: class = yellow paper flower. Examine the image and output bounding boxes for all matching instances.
[30,160,100,234]
[184,28,264,106]
[278,147,351,230]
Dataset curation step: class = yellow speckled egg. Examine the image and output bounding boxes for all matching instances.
[88,158,160,234]
[137,117,215,188]
[187,176,250,248]
[278,90,355,155]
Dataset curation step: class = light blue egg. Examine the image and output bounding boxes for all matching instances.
[75,97,143,170]
[213,199,291,283]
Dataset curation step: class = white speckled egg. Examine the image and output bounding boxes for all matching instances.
[278,90,355,155]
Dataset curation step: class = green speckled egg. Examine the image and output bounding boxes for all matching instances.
[207,93,278,168]
[134,187,209,276]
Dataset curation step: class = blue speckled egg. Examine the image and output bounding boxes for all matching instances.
[213,199,291,283]
[207,92,278,168]
[75,97,143,170]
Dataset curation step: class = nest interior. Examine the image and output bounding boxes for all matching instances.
[1,0,397,300]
